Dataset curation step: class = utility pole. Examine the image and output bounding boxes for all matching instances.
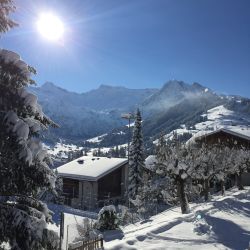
[121,113,135,160]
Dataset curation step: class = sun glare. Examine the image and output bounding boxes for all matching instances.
[37,13,64,41]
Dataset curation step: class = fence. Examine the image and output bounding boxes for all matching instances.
[68,237,104,250]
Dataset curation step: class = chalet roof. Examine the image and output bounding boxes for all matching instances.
[57,156,128,181]
[192,127,250,143]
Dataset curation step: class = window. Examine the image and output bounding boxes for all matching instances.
[63,178,79,198]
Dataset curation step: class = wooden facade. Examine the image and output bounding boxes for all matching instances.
[194,129,250,186]
[195,129,250,149]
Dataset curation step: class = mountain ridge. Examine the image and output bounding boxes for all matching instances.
[29,80,250,144]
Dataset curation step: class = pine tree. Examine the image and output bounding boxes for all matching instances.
[128,109,144,200]
[0,0,17,33]
[0,12,59,248]
[119,146,126,158]
[115,145,119,157]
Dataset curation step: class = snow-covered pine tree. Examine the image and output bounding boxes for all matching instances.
[128,109,144,200]
[0,0,17,33]
[0,50,59,248]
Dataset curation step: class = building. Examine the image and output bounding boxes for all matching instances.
[57,156,128,209]
[192,128,250,149]
[191,127,250,186]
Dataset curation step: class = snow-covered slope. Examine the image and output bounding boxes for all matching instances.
[104,188,250,250]
[50,188,250,250]
[29,82,157,142]
[156,105,250,144]
[30,80,250,146]
[142,80,212,113]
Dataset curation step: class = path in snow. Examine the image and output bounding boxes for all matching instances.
[104,188,250,250]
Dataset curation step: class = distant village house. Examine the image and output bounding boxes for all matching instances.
[191,127,250,186]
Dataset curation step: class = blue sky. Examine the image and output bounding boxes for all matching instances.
[1,0,250,96]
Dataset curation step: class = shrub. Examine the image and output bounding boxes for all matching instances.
[96,205,119,231]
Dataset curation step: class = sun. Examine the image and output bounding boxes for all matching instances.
[37,13,64,41]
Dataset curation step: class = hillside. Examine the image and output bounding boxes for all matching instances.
[29,83,157,143]
[30,80,250,146]
[104,188,250,250]
[48,188,250,250]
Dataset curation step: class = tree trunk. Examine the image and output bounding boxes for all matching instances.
[177,178,190,214]
[204,179,210,201]
[220,180,225,196]
[236,173,244,190]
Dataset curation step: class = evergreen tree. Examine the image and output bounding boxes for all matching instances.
[128,109,144,200]
[115,145,119,157]
[0,12,59,248]
[119,146,126,158]
[0,0,17,33]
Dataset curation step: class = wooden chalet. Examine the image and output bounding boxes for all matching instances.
[57,156,128,209]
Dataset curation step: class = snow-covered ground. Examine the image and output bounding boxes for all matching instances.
[50,188,250,250]
[45,142,83,157]
[85,133,108,143]
[89,143,128,155]
[104,188,250,250]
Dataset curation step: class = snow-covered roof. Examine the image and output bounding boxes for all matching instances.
[191,127,250,143]
[145,155,157,171]
[57,156,128,181]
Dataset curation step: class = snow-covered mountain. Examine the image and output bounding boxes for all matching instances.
[142,80,212,114]
[30,80,250,145]
[29,82,157,143]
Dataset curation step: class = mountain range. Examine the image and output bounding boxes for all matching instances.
[29,80,250,145]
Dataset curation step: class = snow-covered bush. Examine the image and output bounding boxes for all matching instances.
[117,205,132,225]
[95,205,119,231]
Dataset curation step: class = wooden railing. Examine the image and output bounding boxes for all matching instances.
[68,236,104,250]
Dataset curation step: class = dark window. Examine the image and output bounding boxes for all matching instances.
[63,178,79,198]
[98,167,122,200]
